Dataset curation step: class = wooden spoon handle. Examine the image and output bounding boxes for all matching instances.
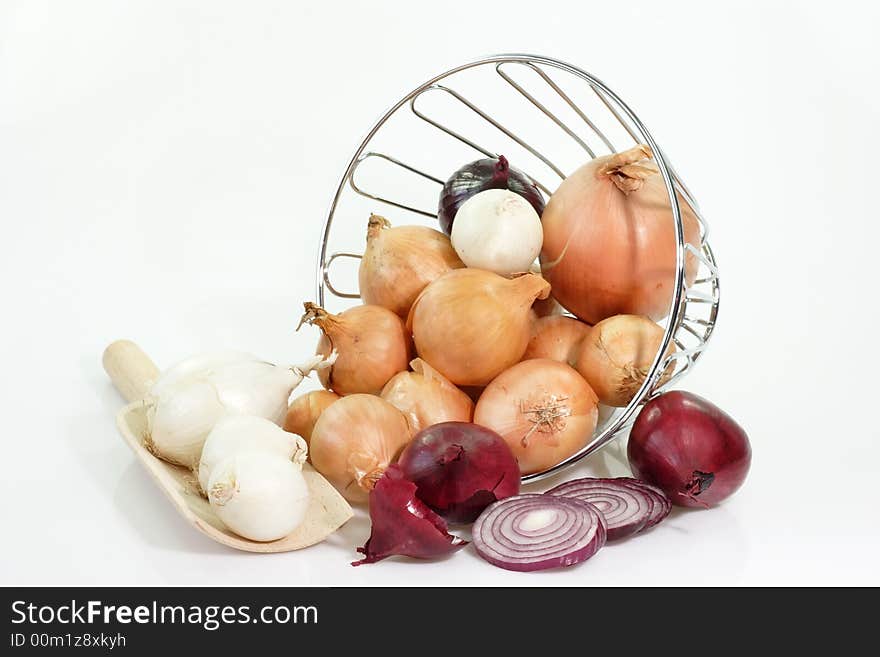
[103,340,160,402]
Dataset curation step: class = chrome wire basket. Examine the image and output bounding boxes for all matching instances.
[315,54,720,483]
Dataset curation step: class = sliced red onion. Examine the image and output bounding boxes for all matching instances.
[617,478,671,529]
[547,478,657,540]
[472,494,607,572]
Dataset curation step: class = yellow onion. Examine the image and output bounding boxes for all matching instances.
[407,269,551,386]
[283,389,340,444]
[381,358,474,433]
[358,214,464,318]
[299,302,412,396]
[474,359,598,475]
[523,315,591,365]
[574,314,675,407]
[540,145,701,323]
[309,394,412,503]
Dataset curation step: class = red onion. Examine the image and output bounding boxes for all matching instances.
[628,391,752,508]
[472,494,607,572]
[396,422,520,524]
[352,465,467,565]
[547,477,668,540]
[438,155,545,235]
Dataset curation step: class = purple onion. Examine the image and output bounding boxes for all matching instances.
[471,494,607,572]
[629,391,752,508]
[438,155,545,235]
[396,422,520,524]
[547,477,665,540]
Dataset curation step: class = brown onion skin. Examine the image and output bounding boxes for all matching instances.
[358,215,464,318]
[309,394,412,503]
[302,303,413,396]
[540,145,701,324]
[407,269,550,386]
[474,359,598,475]
[628,391,751,508]
[283,389,340,445]
[380,359,474,433]
[522,315,591,365]
[574,314,674,407]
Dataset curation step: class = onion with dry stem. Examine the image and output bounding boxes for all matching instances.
[381,358,474,433]
[574,314,675,407]
[474,359,598,475]
[358,214,464,318]
[407,269,550,386]
[540,145,701,323]
[283,389,340,444]
[309,394,412,503]
[298,302,412,396]
[522,315,591,365]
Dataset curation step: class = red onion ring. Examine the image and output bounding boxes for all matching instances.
[616,478,671,529]
[547,477,669,540]
[472,494,607,572]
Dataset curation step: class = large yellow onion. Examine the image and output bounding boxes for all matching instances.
[299,302,412,396]
[540,145,701,324]
[381,358,474,433]
[358,214,464,318]
[474,359,599,475]
[309,394,412,503]
[407,269,551,386]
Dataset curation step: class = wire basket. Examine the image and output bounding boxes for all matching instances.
[314,54,720,483]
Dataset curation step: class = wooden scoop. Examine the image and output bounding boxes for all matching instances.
[102,340,353,553]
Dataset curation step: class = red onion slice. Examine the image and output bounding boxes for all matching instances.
[617,479,671,529]
[547,478,657,540]
[472,494,607,572]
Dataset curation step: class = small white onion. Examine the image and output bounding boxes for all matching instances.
[198,415,307,493]
[208,451,310,542]
[451,188,543,275]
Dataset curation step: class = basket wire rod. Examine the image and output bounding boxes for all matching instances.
[494,63,596,159]
[688,243,720,274]
[591,84,641,146]
[410,85,561,193]
[679,321,709,342]
[323,253,363,299]
[497,61,617,154]
[348,152,442,218]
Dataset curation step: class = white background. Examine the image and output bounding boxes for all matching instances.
[2,0,878,586]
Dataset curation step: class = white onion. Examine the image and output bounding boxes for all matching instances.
[207,451,310,542]
[451,189,543,274]
[198,415,306,493]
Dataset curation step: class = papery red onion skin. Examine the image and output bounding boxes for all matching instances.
[397,422,520,524]
[628,391,751,508]
[438,155,545,235]
[352,465,467,565]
